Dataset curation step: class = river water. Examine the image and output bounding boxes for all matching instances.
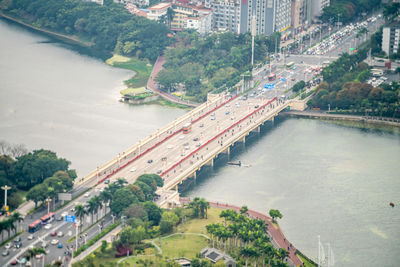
[1,19,400,267]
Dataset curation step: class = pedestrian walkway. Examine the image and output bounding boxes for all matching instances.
[69,225,121,266]
[147,56,199,107]
[180,198,304,266]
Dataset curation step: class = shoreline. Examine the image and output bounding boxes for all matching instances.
[0,11,92,47]
[282,110,400,128]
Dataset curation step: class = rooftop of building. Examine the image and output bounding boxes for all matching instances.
[148,2,172,10]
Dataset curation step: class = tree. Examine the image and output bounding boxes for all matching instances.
[75,204,87,225]
[13,149,70,190]
[143,201,162,226]
[123,203,148,221]
[269,209,283,222]
[240,246,257,267]
[110,188,138,215]
[26,184,47,208]
[11,212,23,233]
[240,205,248,215]
[86,198,98,224]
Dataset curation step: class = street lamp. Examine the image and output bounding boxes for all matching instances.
[45,197,52,214]
[1,185,11,211]
[111,214,115,224]
[75,220,80,251]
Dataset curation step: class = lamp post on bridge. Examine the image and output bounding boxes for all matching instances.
[45,196,52,214]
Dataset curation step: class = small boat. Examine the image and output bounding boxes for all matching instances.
[227,161,241,166]
[389,202,395,208]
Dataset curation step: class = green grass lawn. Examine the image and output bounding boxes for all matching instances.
[161,234,208,259]
[106,55,153,90]
[176,207,224,234]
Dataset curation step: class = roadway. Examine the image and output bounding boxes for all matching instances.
[1,11,384,266]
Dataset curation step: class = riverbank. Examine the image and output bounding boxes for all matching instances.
[282,110,400,128]
[0,11,92,48]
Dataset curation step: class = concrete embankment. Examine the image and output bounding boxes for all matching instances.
[282,110,400,127]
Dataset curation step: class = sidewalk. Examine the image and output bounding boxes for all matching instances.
[69,225,121,266]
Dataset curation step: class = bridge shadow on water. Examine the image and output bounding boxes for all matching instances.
[179,115,287,195]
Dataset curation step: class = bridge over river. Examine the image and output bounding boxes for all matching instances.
[76,93,307,204]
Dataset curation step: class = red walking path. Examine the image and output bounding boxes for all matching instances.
[147,55,199,107]
[181,198,304,266]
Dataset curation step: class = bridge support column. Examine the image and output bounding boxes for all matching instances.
[271,116,275,125]
[174,185,178,191]
[206,158,214,167]
[223,146,230,155]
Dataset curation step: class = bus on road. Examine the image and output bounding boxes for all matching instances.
[286,62,295,69]
[28,219,42,233]
[268,73,276,81]
[182,122,192,134]
[41,212,55,224]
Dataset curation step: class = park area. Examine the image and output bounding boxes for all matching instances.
[77,207,224,267]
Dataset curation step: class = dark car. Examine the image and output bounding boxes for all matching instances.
[147,159,153,164]
[50,231,57,236]
[104,179,110,184]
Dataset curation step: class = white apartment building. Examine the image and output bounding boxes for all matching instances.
[186,12,213,34]
[147,2,172,21]
[382,23,400,55]
[311,0,330,20]
[211,0,242,33]
[114,0,149,7]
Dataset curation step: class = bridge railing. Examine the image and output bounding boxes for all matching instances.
[161,97,290,190]
[74,93,237,187]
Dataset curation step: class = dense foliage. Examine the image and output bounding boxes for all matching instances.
[0,147,75,209]
[0,0,170,61]
[207,208,289,266]
[156,30,280,102]
[320,0,381,24]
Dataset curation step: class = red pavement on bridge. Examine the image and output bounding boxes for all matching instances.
[181,198,304,266]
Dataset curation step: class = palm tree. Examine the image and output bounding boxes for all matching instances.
[240,205,248,215]
[75,204,87,227]
[198,198,210,218]
[27,247,46,267]
[93,196,103,220]
[240,246,257,267]
[86,198,97,224]
[11,212,23,233]
[166,7,175,29]
[0,221,5,241]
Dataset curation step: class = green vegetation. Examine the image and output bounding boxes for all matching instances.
[161,234,209,259]
[269,209,283,223]
[0,0,170,62]
[156,30,280,102]
[73,222,119,257]
[298,253,318,267]
[0,213,23,243]
[106,55,153,90]
[0,144,76,211]
[320,0,381,24]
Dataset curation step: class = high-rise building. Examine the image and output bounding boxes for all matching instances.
[382,23,400,56]
[311,0,330,20]
[291,0,312,36]
[238,0,291,36]
[211,0,242,33]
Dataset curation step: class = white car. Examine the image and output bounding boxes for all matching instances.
[57,231,63,237]
[5,243,11,249]
[61,211,68,218]
[44,224,52,230]
[167,145,173,149]
[129,167,137,172]
[179,135,185,140]
[84,192,90,198]
[50,239,59,245]
[27,235,34,240]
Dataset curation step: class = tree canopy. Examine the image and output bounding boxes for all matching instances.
[1,0,171,62]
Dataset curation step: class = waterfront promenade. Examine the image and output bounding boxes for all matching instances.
[181,198,304,266]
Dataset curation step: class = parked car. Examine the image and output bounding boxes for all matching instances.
[2,250,9,256]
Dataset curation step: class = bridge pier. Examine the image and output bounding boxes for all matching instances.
[206,157,214,167]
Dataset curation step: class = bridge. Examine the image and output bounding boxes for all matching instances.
[76,92,307,208]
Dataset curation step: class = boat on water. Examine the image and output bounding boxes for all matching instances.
[227,161,241,166]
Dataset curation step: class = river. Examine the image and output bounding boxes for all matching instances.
[1,19,400,267]
[0,19,185,175]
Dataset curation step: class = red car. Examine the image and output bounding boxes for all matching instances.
[50,231,57,236]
